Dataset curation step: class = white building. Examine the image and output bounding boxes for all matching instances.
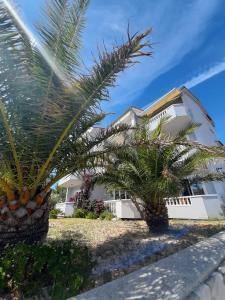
[57,87,225,219]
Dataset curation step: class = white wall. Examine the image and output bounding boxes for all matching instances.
[90,185,106,200]
[182,92,225,198]
[66,186,80,201]
[182,93,216,146]
[120,200,141,219]
[55,202,74,216]
[167,195,224,220]
[167,196,208,219]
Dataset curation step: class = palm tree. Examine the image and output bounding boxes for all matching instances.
[0,0,151,246]
[95,118,225,232]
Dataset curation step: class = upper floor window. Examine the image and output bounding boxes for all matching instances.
[181,180,205,196]
[191,183,205,195]
[106,190,131,200]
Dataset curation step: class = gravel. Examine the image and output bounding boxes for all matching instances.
[48,218,225,287]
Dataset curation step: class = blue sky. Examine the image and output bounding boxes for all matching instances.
[11,0,225,143]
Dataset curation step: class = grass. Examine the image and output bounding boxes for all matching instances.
[48,218,225,246]
[48,218,147,247]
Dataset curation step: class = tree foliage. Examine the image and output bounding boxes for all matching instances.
[95,118,225,229]
[0,0,151,202]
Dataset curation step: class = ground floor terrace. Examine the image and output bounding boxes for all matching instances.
[57,175,225,220]
[56,194,225,220]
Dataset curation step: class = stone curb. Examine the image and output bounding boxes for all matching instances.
[69,231,225,300]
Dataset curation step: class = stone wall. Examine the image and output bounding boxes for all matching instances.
[187,260,225,300]
[70,231,225,300]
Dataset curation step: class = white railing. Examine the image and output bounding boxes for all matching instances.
[149,108,168,124]
[166,194,224,219]
[104,199,141,219]
[104,194,224,220]
[105,200,118,215]
[165,196,192,206]
[149,104,188,130]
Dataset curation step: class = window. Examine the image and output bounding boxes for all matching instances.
[107,190,131,200]
[106,190,114,200]
[181,179,192,196]
[191,183,205,195]
[120,190,126,199]
[115,190,120,199]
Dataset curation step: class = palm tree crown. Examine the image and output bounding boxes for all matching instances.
[0,0,151,199]
[0,0,152,246]
[95,118,225,231]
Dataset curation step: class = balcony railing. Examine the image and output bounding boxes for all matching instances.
[149,104,189,130]
[105,194,224,220]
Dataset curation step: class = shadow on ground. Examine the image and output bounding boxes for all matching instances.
[48,221,225,290]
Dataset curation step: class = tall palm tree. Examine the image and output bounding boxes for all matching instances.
[95,118,225,232]
[0,0,151,246]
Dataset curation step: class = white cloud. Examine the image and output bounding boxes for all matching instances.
[82,0,222,107]
[184,59,225,88]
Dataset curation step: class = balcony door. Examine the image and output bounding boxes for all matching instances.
[181,179,205,196]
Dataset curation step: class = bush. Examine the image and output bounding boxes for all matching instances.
[93,199,105,216]
[0,240,93,299]
[99,211,114,220]
[73,208,87,218]
[49,208,62,219]
[85,212,98,219]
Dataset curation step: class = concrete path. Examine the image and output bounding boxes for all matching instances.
[69,231,225,300]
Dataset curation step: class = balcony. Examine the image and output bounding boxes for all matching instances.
[166,194,224,219]
[149,103,190,133]
[105,194,224,220]
[58,175,82,188]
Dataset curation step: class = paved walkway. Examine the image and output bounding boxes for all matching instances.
[70,231,225,300]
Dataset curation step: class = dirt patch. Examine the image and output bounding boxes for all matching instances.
[48,218,225,289]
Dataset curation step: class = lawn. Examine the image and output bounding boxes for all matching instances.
[48,218,225,287]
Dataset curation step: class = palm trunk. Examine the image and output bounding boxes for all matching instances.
[131,196,144,219]
[144,199,169,233]
[0,194,50,249]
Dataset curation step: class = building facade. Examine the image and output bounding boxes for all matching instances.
[57,87,225,219]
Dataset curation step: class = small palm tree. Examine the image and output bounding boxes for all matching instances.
[95,118,225,232]
[0,0,151,246]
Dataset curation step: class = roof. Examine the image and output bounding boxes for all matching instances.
[142,88,181,116]
[107,86,214,128]
[108,106,143,127]
[141,86,214,126]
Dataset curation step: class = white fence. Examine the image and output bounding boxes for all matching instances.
[104,199,141,219]
[56,202,75,216]
[105,194,224,220]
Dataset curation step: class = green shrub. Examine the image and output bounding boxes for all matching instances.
[92,199,105,216]
[85,212,98,219]
[49,208,62,219]
[0,240,93,299]
[73,208,87,218]
[99,211,114,220]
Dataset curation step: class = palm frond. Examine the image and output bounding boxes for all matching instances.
[31,30,151,194]
[36,0,89,82]
[0,100,23,190]
[190,173,225,183]
[95,120,225,205]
